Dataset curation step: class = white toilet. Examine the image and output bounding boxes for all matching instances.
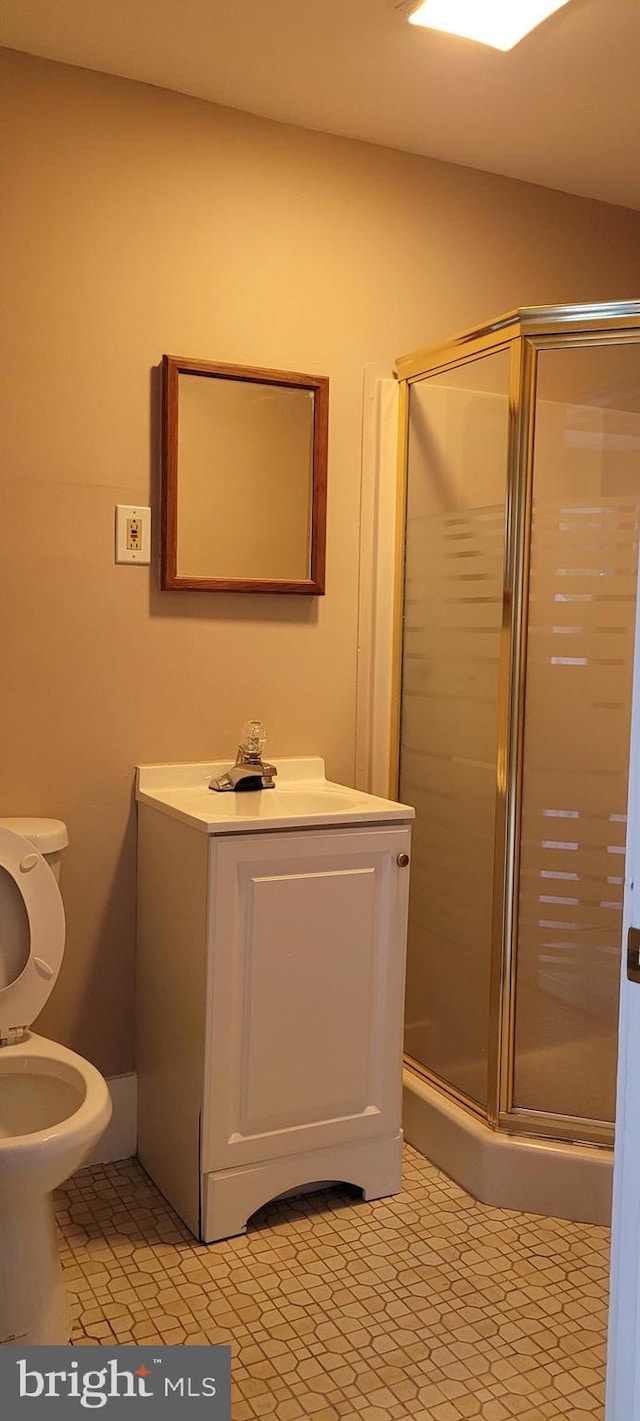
[0,819,112,1346]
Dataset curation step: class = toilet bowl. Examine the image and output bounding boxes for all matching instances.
[0,820,112,1345]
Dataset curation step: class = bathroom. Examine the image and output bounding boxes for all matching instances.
[2,2,640,1417]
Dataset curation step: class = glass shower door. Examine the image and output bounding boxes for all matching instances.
[399,351,511,1111]
[512,343,640,1129]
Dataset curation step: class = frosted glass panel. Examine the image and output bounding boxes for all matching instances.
[513,345,640,1122]
[400,352,510,1108]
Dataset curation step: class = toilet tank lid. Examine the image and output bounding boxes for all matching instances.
[0,817,69,853]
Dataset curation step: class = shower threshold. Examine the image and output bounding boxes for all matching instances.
[403,1065,612,1226]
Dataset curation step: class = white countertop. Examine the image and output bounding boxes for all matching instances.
[135,757,415,835]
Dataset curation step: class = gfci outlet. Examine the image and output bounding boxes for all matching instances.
[115,505,151,564]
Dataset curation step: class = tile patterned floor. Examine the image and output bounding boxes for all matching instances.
[55,1146,609,1420]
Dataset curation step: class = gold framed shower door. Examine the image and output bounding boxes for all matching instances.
[393,301,640,1151]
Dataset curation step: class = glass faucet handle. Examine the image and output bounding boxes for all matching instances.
[240,720,267,758]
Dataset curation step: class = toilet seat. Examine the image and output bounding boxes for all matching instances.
[0,828,65,1045]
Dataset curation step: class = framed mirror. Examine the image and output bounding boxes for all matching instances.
[161,355,329,593]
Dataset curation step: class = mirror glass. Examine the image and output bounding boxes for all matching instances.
[177,375,313,580]
[162,358,328,594]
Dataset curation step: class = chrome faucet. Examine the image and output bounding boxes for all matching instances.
[210,721,277,792]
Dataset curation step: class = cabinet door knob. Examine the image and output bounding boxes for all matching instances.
[396,853,410,867]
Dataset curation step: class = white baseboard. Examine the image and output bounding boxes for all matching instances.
[85,1073,137,1166]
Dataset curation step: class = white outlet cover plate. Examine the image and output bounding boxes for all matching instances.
[115,504,151,564]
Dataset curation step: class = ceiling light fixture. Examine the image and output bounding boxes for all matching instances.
[404,0,571,51]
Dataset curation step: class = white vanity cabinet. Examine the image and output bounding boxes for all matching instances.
[136,759,413,1242]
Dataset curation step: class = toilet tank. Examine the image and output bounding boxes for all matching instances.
[0,818,68,882]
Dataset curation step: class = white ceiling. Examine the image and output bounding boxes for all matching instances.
[2,0,640,210]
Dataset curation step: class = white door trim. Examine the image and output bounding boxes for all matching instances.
[606,552,640,1421]
[355,366,398,797]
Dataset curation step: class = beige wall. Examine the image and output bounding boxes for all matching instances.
[2,49,640,1077]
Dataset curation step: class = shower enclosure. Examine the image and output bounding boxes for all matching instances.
[394,303,640,1219]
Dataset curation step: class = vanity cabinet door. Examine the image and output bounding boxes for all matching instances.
[201,824,411,1173]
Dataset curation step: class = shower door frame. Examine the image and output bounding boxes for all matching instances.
[393,301,640,1150]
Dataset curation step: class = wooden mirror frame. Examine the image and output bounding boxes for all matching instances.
[161,355,329,593]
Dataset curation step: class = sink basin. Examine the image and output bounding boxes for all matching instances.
[212,789,362,816]
[135,757,414,835]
